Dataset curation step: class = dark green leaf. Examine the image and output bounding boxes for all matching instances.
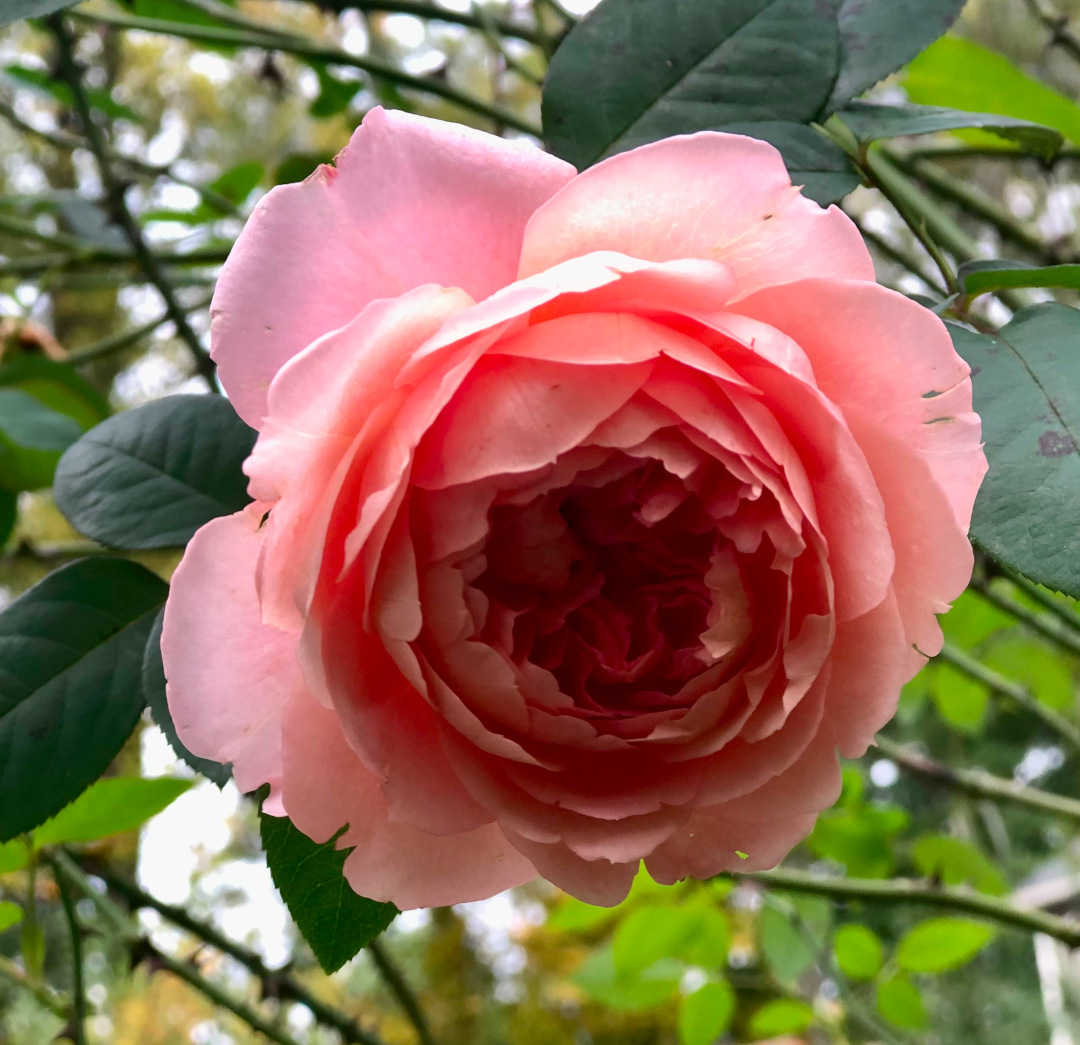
[719,121,860,204]
[834,923,884,981]
[0,491,15,548]
[958,260,1080,299]
[55,394,256,549]
[0,558,167,841]
[0,388,84,492]
[837,102,1063,161]
[949,307,1080,597]
[543,0,842,170]
[896,918,996,973]
[0,0,78,28]
[877,973,927,1029]
[260,811,397,973]
[678,981,736,1045]
[275,153,334,185]
[748,998,814,1039]
[0,355,111,432]
[828,0,966,112]
[906,36,1080,147]
[142,608,231,786]
[308,63,360,118]
[32,776,191,847]
[209,161,264,204]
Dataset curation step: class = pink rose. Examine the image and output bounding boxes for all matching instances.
[162,107,985,908]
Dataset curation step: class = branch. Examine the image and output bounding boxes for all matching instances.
[72,10,542,137]
[75,859,385,1045]
[369,938,438,1045]
[969,573,1080,658]
[52,853,317,1045]
[48,857,88,1045]
[874,735,1080,825]
[0,246,231,279]
[49,15,219,389]
[0,954,69,1019]
[1024,0,1080,64]
[64,293,214,366]
[853,220,948,297]
[980,556,1080,640]
[733,866,1080,947]
[936,642,1080,754]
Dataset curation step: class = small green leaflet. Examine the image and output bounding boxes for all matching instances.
[260,809,397,973]
[678,981,736,1045]
[0,902,22,933]
[896,918,996,974]
[833,923,885,981]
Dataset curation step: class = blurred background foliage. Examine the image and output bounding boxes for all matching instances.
[6,0,1080,1043]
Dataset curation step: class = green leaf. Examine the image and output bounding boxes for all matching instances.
[949,307,1080,598]
[32,776,191,848]
[983,637,1073,711]
[748,998,814,1039]
[547,896,617,932]
[834,923,884,981]
[2,65,141,123]
[0,490,15,548]
[896,918,996,973]
[0,0,79,27]
[572,946,682,1011]
[0,839,29,875]
[718,121,860,204]
[543,0,843,170]
[142,609,231,786]
[55,395,257,550]
[208,161,264,205]
[0,558,168,841]
[0,902,22,933]
[931,662,989,733]
[613,903,730,974]
[836,101,1063,161]
[760,895,831,983]
[941,589,1013,650]
[809,803,909,877]
[958,260,1080,299]
[905,36,1080,146]
[828,0,966,111]
[275,153,334,186]
[260,811,397,974]
[0,355,110,433]
[308,63,360,118]
[0,387,84,492]
[911,834,1007,895]
[876,973,927,1029]
[678,981,736,1045]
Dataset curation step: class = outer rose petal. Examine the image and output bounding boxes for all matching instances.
[280,690,536,909]
[212,107,575,426]
[519,133,873,297]
[162,510,299,795]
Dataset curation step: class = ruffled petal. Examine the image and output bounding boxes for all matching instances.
[212,106,574,426]
[162,510,299,794]
[519,133,873,298]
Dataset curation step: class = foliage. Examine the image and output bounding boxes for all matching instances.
[1,0,1080,1043]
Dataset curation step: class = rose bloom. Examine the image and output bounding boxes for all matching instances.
[163,107,986,908]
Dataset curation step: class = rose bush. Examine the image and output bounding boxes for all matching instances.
[163,107,986,908]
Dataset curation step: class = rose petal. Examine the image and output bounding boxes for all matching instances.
[162,510,299,794]
[212,106,574,426]
[519,132,873,297]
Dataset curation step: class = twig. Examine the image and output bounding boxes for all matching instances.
[874,735,1080,824]
[969,574,1080,658]
[0,954,69,1019]
[72,9,542,137]
[48,857,88,1045]
[471,2,543,86]
[981,557,1080,639]
[936,642,1080,753]
[52,852,317,1045]
[369,938,437,1045]
[854,220,949,297]
[1025,0,1080,64]
[49,15,219,389]
[64,292,214,366]
[733,866,1080,947]
[74,859,385,1045]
